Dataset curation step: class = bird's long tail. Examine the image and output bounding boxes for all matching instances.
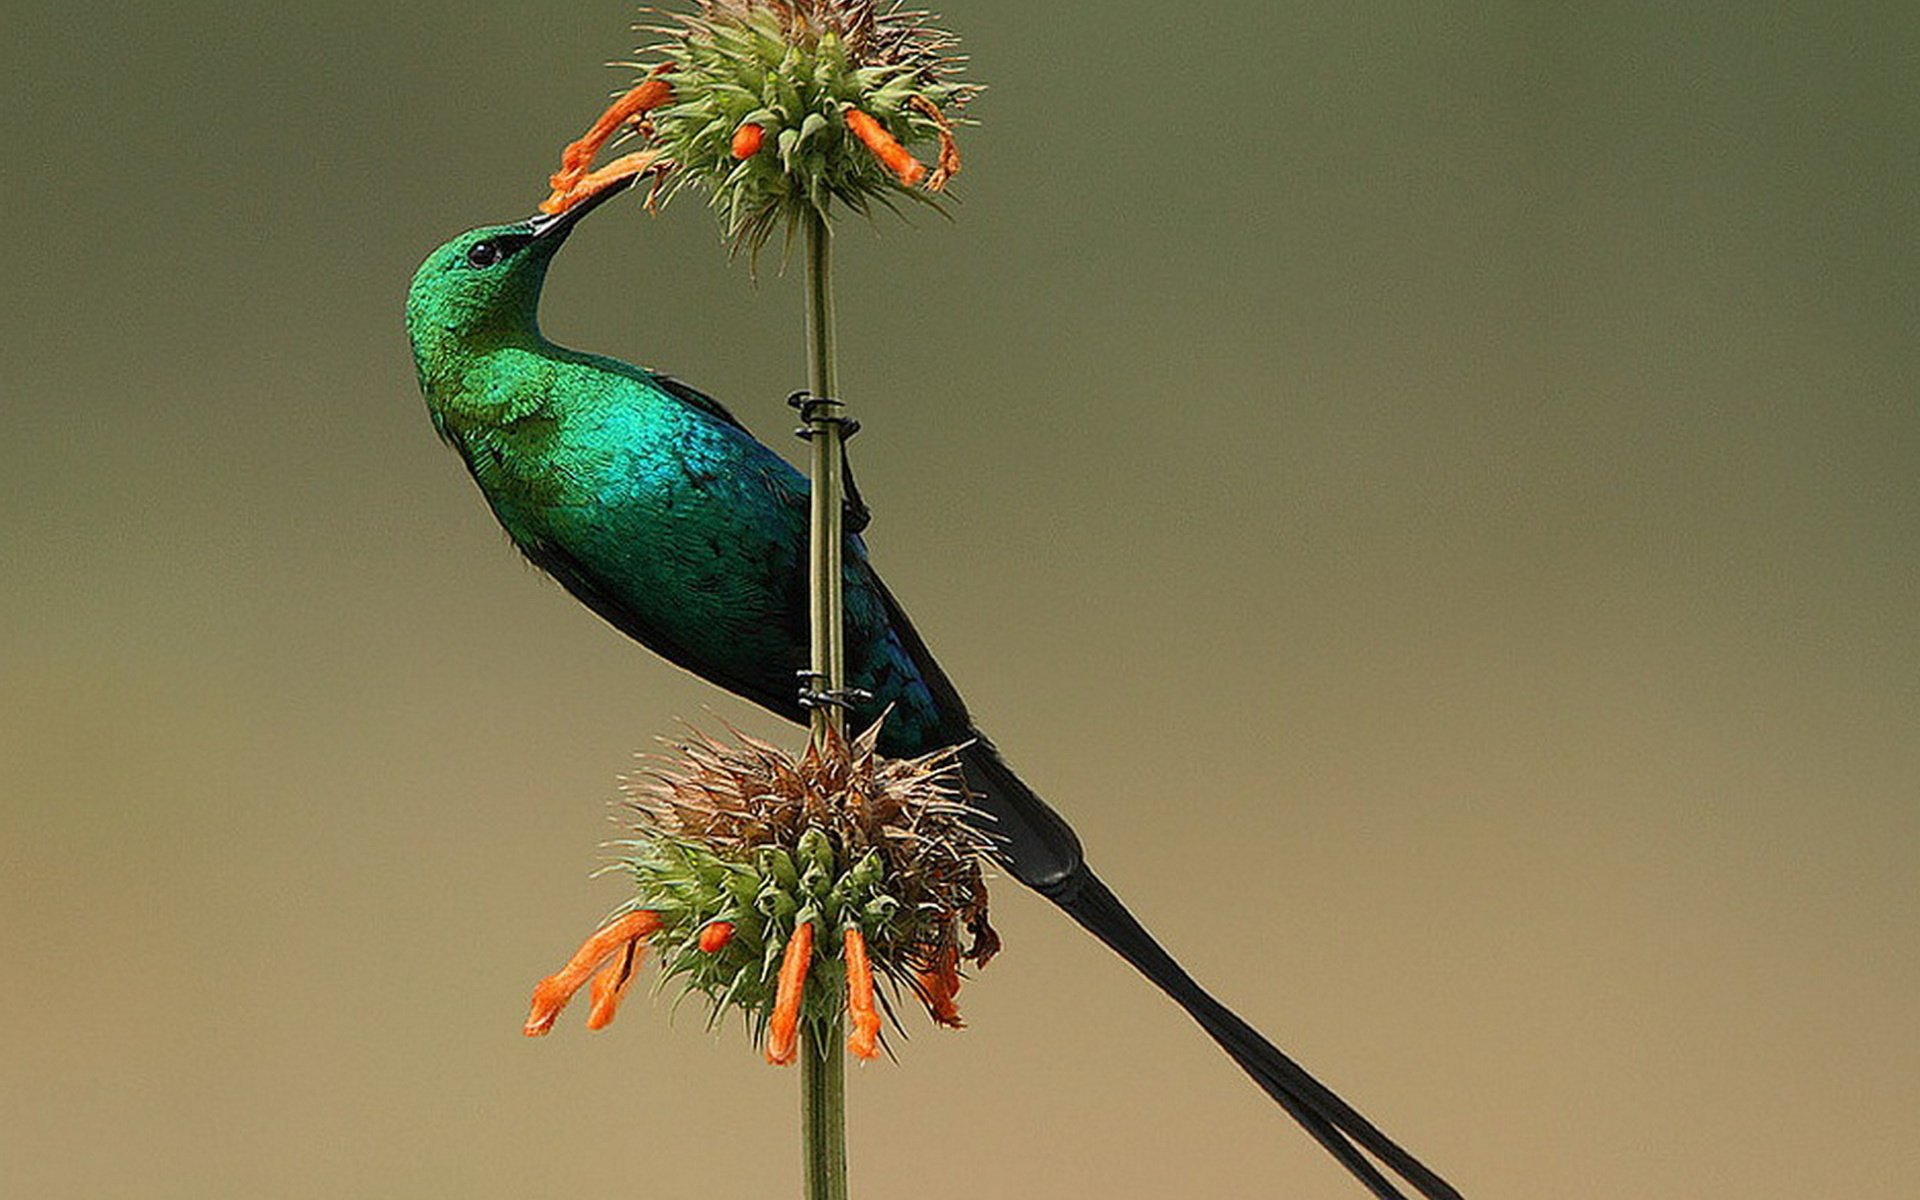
[960,740,1464,1200]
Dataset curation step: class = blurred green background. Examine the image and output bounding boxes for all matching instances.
[3,3,1915,1197]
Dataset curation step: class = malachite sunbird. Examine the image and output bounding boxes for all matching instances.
[405,176,1462,1200]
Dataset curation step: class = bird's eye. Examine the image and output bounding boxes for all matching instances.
[467,240,503,268]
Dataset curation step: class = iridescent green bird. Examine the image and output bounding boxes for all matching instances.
[405,178,1462,1200]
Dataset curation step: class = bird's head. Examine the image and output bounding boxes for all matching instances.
[406,174,637,366]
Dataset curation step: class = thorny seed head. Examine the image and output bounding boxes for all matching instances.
[606,719,998,1049]
[626,0,977,259]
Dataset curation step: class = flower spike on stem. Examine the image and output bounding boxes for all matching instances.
[617,0,975,258]
[843,927,881,1060]
[766,921,816,1066]
[523,910,662,1036]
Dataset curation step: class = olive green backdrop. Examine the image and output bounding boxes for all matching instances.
[3,3,1915,1197]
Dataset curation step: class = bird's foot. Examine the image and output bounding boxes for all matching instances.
[840,472,873,533]
[787,390,872,531]
[795,670,873,712]
[786,389,862,441]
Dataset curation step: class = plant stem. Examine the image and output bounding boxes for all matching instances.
[801,1012,849,1200]
[800,208,850,1199]
[803,211,847,746]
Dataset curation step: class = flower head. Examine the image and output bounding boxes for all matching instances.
[541,1,975,258]
[524,720,998,1062]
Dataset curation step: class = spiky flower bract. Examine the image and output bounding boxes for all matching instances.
[620,720,997,1042]
[526,720,998,1059]
[635,0,975,257]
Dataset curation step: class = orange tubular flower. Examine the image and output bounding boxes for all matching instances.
[541,150,667,216]
[585,939,644,1030]
[524,910,662,1036]
[730,123,764,159]
[765,921,815,1066]
[540,76,676,213]
[698,921,736,953]
[843,108,926,188]
[843,927,881,1060]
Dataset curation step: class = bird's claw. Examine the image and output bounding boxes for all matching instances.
[787,390,871,532]
[795,670,873,711]
[786,389,861,441]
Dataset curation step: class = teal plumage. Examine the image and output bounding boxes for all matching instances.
[408,219,955,756]
[405,189,1461,1200]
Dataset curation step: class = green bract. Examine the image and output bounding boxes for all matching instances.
[616,835,889,1039]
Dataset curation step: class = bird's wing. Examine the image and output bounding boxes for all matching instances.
[666,369,869,533]
[647,371,751,433]
[519,527,810,725]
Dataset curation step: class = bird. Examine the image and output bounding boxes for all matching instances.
[405,175,1463,1200]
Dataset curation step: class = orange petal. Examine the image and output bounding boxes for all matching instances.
[523,910,661,1037]
[843,927,881,1060]
[765,921,815,1066]
[585,938,645,1030]
[546,77,675,197]
[843,108,926,188]
[730,123,764,159]
[538,149,668,217]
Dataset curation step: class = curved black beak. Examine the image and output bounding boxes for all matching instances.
[527,171,640,241]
